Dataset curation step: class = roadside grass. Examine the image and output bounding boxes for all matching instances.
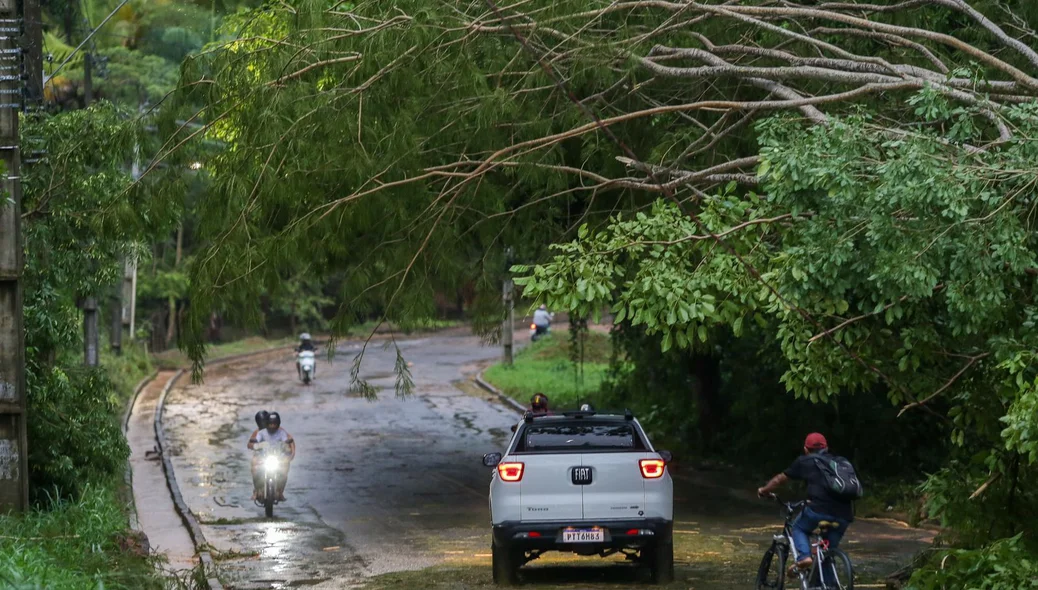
[344,318,462,335]
[482,331,613,409]
[152,336,296,369]
[0,485,169,589]
[102,340,156,406]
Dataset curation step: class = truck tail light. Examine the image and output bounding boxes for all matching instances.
[640,459,665,479]
[498,462,525,482]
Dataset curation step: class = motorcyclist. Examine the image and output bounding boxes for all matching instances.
[296,333,316,379]
[247,412,296,502]
[530,393,551,416]
[532,305,553,338]
[756,433,854,573]
[248,410,270,499]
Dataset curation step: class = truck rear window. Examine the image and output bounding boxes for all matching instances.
[519,422,643,452]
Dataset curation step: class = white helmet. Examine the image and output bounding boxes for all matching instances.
[300,333,312,341]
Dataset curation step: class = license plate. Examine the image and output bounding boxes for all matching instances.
[562,529,604,543]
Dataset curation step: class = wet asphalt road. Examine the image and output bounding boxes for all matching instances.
[161,329,935,589]
[162,331,518,589]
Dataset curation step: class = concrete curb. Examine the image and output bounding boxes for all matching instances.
[475,371,526,414]
[153,369,224,588]
[152,344,297,590]
[122,370,159,533]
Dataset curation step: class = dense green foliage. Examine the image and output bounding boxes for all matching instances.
[519,110,1038,581]
[21,105,176,498]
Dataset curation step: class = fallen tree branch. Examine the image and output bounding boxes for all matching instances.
[808,284,947,344]
[898,352,991,417]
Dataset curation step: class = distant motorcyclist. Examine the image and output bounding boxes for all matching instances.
[532,305,553,339]
[248,410,270,499]
[247,412,295,502]
[530,393,551,416]
[296,333,316,378]
[297,333,315,353]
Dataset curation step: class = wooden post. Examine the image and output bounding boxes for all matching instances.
[502,247,515,366]
[503,278,514,366]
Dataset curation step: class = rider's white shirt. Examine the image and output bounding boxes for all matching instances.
[256,428,291,444]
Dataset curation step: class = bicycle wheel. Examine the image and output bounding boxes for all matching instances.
[755,543,787,590]
[818,549,853,590]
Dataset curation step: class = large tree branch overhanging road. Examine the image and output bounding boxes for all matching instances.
[156,329,934,588]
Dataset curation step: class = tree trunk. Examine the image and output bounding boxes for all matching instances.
[289,301,297,336]
[165,225,183,347]
[691,353,723,452]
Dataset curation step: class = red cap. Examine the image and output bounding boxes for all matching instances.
[804,433,828,450]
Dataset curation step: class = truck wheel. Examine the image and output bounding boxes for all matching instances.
[492,540,519,586]
[647,533,674,585]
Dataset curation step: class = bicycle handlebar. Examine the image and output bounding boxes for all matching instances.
[760,492,807,512]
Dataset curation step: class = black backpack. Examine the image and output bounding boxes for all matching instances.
[813,454,864,500]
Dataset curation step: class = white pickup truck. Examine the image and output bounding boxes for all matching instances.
[483,409,674,585]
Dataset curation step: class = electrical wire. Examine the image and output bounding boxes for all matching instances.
[45,0,128,81]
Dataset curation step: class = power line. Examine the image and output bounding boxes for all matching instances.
[45,0,127,81]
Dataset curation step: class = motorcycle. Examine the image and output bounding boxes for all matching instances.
[253,441,288,518]
[530,323,550,342]
[297,350,315,385]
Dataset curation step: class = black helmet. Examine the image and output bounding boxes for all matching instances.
[267,412,282,428]
[531,393,549,410]
[254,410,269,429]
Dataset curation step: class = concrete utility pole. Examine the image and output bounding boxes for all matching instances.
[0,0,40,512]
[124,130,142,343]
[80,27,98,365]
[502,248,514,366]
[83,297,98,366]
[82,53,91,105]
[109,286,121,355]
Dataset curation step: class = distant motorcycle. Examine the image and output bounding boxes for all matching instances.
[530,323,550,342]
[253,441,288,518]
[297,351,315,385]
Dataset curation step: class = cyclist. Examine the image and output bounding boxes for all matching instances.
[757,433,854,573]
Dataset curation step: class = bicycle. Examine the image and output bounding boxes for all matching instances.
[755,495,854,590]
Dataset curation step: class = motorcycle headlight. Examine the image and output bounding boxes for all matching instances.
[264,456,280,471]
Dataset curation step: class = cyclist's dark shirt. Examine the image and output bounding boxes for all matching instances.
[297,342,315,352]
[784,452,855,522]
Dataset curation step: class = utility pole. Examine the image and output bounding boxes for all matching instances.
[82,52,91,105]
[124,125,142,343]
[109,282,121,355]
[125,256,136,341]
[79,21,98,365]
[502,247,514,366]
[0,0,39,512]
